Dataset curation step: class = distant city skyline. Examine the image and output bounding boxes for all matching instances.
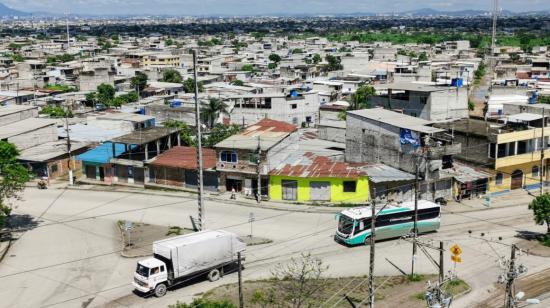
[3,0,550,16]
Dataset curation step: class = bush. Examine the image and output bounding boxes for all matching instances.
[169,299,236,308]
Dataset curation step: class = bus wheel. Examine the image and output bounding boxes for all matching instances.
[208,269,221,282]
[154,283,167,297]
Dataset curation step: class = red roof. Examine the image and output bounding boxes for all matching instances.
[149,146,217,169]
[245,118,297,133]
[270,152,369,179]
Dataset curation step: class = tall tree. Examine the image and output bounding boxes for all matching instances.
[201,98,228,128]
[183,78,204,93]
[163,120,195,147]
[96,83,115,104]
[0,141,31,228]
[350,84,376,110]
[131,72,148,93]
[268,53,282,63]
[312,53,322,64]
[162,69,183,83]
[529,193,550,234]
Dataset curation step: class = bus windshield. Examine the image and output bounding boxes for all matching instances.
[338,215,354,235]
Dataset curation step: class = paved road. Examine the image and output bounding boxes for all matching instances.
[0,188,547,308]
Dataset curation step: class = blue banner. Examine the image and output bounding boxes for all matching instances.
[400,128,420,148]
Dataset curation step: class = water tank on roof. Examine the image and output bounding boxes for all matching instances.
[451,78,463,87]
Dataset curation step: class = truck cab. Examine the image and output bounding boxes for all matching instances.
[132,258,168,296]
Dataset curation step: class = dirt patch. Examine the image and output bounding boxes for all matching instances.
[475,267,550,308]
[116,221,194,258]
[515,231,550,257]
[203,275,470,308]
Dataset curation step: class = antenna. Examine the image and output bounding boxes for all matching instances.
[66,12,70,50]
[491,0,499,55]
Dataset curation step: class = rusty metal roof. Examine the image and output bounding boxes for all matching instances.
[148,146,217,170]
[215,118,297,151]
[270,152,369,179]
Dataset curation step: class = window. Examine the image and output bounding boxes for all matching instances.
[160,265,165,272]
[291,104,297,109]
[50,164,58,174]
[496,173,503,185]
[532,166,539,177]
[220,151,237,163]
[343,181,357,192]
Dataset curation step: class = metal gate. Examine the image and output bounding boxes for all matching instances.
[310,181,331,201]
[282,180,298,201]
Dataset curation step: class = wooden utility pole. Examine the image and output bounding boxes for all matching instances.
[540,108,545,196]
[256,136,261,204]
[193,49,205,230]
[367,189,376,308]
[238,251,244,308]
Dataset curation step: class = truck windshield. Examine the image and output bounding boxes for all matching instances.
[338,215,354,235]
[136,264,149,278]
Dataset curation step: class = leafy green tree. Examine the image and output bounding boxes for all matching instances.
[163,120,195,147]
[312,53,322,64]
[11,53,25,62]
[468,100,475,111]
[131,72,148,93]
[39,105,72,118]
[0,141,32,228]
[85,92,96,104]
[268,63,277,69]
[292,48,304,54]
[204,124,241,148]
[169,298,236,308]
[183,78,204,93]
[538,96,550,104]
[241,64,254,72]
[165,38,174,46]
[268,53,281,63]
[202,98,228,128]
[162,69,183,83]
[96,83,115,104]
[325,54,343,71]
[418,52,428,62]
[8,43,22,50]
[529,193,550,234]
[230,80,244,86]
[350,84,375,110]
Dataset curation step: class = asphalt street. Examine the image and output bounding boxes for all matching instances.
[0,187,547,308]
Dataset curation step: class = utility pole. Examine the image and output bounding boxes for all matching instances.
[540,107,545,196]
[65,106,73,186]
[504,245,517,308]
[237,251,244,308]
[193,49,205,231]
[411,156,420,277]
[256,136,261,204]
[66,13,70,50]
[367,189,376,308]
[438,241,444,304]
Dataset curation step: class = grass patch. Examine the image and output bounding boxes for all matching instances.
[537,234,550,247]
[443,279,470,296]
[408,274,425,282]
[166,226,183,236]
[413,292,425,300]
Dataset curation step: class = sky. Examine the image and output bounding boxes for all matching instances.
[4,0,550,16]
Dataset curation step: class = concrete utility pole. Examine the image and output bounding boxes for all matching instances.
[66,13,70,49]
[367,189,377,308]
[411,156,420,277]
[504,245,517,308]
[256,135,261,204]
[491,0,499,55]
[65,106,73,186]
[540,107,545,196]
[237,251,244,308]
[193,49,205,231]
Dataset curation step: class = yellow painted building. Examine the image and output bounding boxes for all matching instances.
[143,54,181,67]
[489,125,548,193]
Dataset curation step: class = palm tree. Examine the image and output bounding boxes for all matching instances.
[201,97,228,128]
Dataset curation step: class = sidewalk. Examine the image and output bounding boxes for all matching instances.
[444,188,536,214]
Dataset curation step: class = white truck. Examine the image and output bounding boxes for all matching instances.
[132,230,246,297]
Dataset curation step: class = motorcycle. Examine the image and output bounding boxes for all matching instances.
[37,179,48,189]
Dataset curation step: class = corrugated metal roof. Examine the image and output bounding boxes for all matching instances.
[148,146,216,169]
[439,162,492,183]
[359,164,415,183]
[77,142,129,164]
[270,152,368,179]
[349,108,444,134]
[215,119,297,151]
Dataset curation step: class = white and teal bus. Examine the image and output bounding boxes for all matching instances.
[335,200,441,246]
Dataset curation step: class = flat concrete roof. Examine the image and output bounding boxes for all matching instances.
[376,82,448,92]
[0,118,57,139]
[349,108,444,134]
[95,112,155,123]
[0,105,38,117]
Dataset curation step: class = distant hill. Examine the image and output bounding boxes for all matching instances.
[398,8,536,17]
[0,3,29,16]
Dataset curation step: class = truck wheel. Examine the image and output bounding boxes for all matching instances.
[154,283,167,297]
[208,269,221,282]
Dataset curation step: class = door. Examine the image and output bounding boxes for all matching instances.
[282,180,298,201]
[85,165,96,180]
[511,170,523,190]
[99,167,105,181]
[134,168,145,184]
[309,181,331,201]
